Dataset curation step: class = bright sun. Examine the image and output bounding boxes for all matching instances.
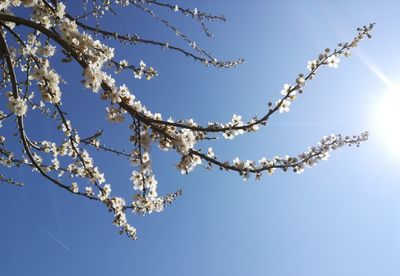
[375,91,400,156]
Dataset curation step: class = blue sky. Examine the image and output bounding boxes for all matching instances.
[1,1,400,275]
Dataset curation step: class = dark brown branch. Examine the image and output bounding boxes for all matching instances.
[0,26,98,201]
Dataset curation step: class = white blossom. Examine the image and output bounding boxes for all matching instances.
[70,182,79,193]
[7,97,27,116]
[326,55,340,68]
[0,2,374,242]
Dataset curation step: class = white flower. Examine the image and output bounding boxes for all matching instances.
[70,182,79,193]
[98,184,111,201]
[21,0,39,8]
[176,154,202,174]
[130,171,143,191]
[296,77,305,86]
[231,114,243,125]
[307,60,317,71]
[280,84,291,95]
[223,131,235,140]
[51,157,60,170]
[7,97,27,116]
[106,106,125,123]
[56,2,66,18]
[326,55,340,68]
[175,129,196,154]
[84,64,104,92]
[38,44,56,57]
[278,99,291,113]
[207,147,215,158]
[85,186,94,196]
[233,157,244,170]
[119,59,128,67]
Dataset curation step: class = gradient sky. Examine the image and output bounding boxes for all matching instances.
[1,1,400,275]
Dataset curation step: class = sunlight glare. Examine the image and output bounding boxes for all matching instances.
[375,91,400,156]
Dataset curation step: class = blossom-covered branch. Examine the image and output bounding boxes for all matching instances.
[0,0,373,241]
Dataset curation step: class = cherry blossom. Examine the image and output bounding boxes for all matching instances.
[0,0,374,240]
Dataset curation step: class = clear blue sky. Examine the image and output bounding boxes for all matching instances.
[1,1,400,275]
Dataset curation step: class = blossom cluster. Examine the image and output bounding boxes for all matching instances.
[128,124,175,215]
[7,93,27,116]
[31,60,62,104]
[133,60,157,80]
[226,132,369,181]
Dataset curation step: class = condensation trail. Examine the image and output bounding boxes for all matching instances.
[39,225,71,251]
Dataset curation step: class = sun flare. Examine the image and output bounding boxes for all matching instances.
[375,91,400,155]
